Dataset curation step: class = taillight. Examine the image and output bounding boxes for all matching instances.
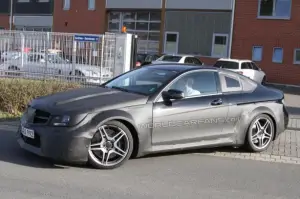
[136,61,141,67]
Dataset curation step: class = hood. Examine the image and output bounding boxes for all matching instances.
[30,87,148,115]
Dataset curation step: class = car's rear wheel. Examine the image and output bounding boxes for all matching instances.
[245,114,275,152]
[88,120,133,169]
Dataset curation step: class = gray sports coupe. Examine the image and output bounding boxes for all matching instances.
[17,64,289,169]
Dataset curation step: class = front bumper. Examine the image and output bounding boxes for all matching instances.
[16,121,93,164]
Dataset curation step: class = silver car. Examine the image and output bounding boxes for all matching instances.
[0,52,113,84]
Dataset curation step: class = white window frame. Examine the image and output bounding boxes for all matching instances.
[163,31,179,54]
[272,47,283,63]
[294,48,300,65]
[211,33,229,58]
[88,0,95,10]
[257,0,292,20]
[63,0,70,10]
[252,46,263,62]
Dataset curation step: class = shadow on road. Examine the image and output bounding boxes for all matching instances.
[0,124,66,169]
[141,146,247,159]
[286,106,300,117]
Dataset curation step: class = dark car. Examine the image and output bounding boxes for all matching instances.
[17,64,289,169]
[136,53,160,67]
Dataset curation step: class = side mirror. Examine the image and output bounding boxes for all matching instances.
[162,89,184,101]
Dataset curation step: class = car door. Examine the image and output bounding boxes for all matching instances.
[25,54,45,75]
[240,62,255,80]
[217,71,245,136]
[250,62,265,83]
[152,70,230,145]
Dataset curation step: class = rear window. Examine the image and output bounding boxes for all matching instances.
[214,61,239,69]
[157,55,182,62]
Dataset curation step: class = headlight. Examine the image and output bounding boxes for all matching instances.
[51,115,70,126]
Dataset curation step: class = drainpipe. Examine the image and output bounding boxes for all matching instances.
[228,0,236,58]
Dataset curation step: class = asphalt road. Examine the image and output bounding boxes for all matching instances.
[0,123,300,199]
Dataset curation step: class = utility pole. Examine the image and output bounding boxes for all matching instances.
[9,0,13,30]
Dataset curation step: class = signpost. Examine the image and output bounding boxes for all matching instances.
[74,35,100,42]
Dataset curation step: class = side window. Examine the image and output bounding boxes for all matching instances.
[168,71,218,97]
[241,63,250,69]
[219,73,242,92]
[184,57,193,64]
[191,58,203,65]
[251,62,259,70]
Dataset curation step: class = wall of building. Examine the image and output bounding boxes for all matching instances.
[164,11,232,56]
[52,0,106,34]
[0,15,9,29]
[232,0,300,85]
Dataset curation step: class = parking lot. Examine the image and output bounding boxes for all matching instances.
[0,85,299,198]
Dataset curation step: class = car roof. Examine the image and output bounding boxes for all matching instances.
[218,58,252,63]
[145,63,218,72]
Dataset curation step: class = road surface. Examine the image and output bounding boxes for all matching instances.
[0,123,300,199]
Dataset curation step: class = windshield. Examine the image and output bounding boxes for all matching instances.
[104,67,179,95]
[47,54,68,64]
[214,61,239,69]
[156,55,182,62]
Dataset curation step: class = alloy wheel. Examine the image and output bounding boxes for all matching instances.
[88,124,130,167]
[250,117,273,150]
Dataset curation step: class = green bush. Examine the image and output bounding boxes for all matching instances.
[0,78,81,117]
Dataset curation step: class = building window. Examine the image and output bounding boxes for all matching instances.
[294,49,300,64]
[272,47,283,63]
[63,0,70,10]
[18,0,30,2]
[252,46,263,61]
[88,0,95,10]
[258,0,291,19]
[211,34,228,58]
[38,0,49,2]
[107,11,161,54]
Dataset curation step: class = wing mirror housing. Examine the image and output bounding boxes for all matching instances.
[162,89,184,101]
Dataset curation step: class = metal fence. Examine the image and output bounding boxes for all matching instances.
[0,30,119,86]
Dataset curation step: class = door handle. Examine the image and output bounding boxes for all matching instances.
[211,98,223,106]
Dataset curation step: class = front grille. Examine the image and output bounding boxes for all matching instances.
[24,106,50,124]
[33,109,50,124]
[21,133,41,148]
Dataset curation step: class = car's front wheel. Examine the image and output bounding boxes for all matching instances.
[88,120,134,169]
[245,114,275,152]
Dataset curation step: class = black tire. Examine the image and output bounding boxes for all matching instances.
[245,114,275,152]
[88,120,134,169]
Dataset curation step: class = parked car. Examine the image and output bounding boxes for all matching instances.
[214,58,266,84]
[0,52,112,84]
[136,53,160,67]
[17,63,288,169]
[152,54,204,65]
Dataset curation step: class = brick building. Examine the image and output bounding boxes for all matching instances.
[0,0,299,85]
[232,0,299,85]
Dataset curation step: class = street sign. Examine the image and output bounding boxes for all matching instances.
[74,35,100,42]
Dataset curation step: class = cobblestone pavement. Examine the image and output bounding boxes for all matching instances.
[202,129,300,165]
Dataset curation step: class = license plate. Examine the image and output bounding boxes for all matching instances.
[21,126,34,139]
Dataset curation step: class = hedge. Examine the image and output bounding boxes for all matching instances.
[0,78,81,117]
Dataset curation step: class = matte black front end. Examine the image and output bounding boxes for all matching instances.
[16,108,93,164]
